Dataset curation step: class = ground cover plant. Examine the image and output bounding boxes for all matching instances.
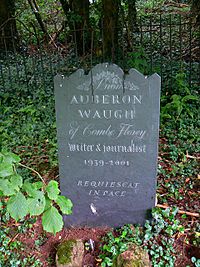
[0,58,199,266]
[0,0,199,266]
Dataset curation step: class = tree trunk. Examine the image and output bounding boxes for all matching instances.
[71,0,90,55]
[0,0,18,52]
[126,0,138,49]
[60,0,70,18]
[102,0,120,61]
[27,0,50,41]
[191,0,200,25]
[128,0,137,33]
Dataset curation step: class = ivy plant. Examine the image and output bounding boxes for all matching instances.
[98,208,185,267]
[0,151,73,235]
[99,225,143,266]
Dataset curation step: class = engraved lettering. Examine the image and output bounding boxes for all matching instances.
[68,121,80,140]
[70,95,79,104]
[83,124,115,137]
[116,123,146,139]
[68,143,94,152]
[70,94,142,105]
[54,64,161,226]
[78,109,136,120]
[78,110,91,118]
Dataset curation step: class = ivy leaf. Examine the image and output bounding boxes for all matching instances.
[0,179,16,196]
[42,206,63,235]
[46,181,60,200]
[55,196,73,215]
[27,191,46,216]
[0,162,14,178]
[7,192,28,221]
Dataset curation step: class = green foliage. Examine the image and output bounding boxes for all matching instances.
[34,234,48,249]
[161,94,198,121]
[99,208,185,266]
[42,206,64,234]
[15,0,64,43]
[56,195,73,214]
[161,72,198,122]
[0,54,78,168]
[27,190,46,216]
[0,205,42,267]
[0,3,199,265]
[127,47,149,74]
[46,180,60,200]
[7,192,28,221]
[144,207,185,267]
[0,151,73,235]
[137,0,190,16]
[99,225,143,266]
[191,257,200,267]
[174,73,190,96]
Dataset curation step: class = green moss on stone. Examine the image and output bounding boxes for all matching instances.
[113,244,150,267]
[57,240,77,265]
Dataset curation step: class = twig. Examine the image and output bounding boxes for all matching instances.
[18,163,46,185]
[186,152,200,160]
[49,21,65,44]
[156,204,199,218]
[8,233,19,245]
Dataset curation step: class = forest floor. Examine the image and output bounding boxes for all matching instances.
[1,43,199,266]
[2,132,198,267]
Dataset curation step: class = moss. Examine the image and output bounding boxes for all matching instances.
[113,244,150,267]
[57,240,77,265]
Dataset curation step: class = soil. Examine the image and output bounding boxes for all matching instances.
[14,143,200,267]
[18,216,199,267]
[19,220,110,267]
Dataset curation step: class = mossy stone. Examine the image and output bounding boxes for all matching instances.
[113,244,150,267]
[56,239,84,267]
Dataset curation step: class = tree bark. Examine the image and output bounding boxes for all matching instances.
[128,0,137,33]
[0,0,18,52]
[60,0,70,18]
[71,0,90,55]
[27,0,50,41]
[102,0,120,61]
[191,0,200,25]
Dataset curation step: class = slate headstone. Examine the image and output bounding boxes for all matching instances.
[54,63,161,227]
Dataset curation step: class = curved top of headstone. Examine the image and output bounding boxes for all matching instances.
[54,63,160,92]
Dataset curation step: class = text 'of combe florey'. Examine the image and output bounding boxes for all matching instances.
[68,122,146,140]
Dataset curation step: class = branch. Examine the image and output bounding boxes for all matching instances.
[157,204,199,218]
[60,0,70,18]
[18,163,46,185]
[27,0,47,35]
[186,151,200,159]
[27,0,58,48]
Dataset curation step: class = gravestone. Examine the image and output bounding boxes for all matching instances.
[54,63,161,227]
